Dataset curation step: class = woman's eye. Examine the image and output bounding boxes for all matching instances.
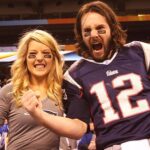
[43,52,52,58]
[44,54,52,58]
[28,53,36,59]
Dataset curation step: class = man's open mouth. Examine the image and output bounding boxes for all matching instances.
[91,42,103,51]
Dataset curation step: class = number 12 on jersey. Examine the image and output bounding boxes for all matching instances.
[90,73,150,124]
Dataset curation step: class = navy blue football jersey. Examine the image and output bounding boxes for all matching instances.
[63,41,150,149]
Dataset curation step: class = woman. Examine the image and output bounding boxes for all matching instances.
[0,29,64,150]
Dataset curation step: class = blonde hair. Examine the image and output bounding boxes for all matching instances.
[11,29,64,108]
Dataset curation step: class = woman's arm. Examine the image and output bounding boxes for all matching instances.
[21,90,87,139]
[35,110,87,139]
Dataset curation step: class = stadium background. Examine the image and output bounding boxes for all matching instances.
[0,0,150,86]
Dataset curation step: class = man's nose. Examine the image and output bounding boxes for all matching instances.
[90,30,98,38]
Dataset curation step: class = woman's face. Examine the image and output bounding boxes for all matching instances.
[26,40,53,80]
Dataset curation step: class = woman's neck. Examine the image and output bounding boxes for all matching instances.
[30,75,47,86]
[29,77,48,100]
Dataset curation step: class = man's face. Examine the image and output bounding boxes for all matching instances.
[81,12,112,62]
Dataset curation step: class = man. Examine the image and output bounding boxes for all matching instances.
[22,1,150,150]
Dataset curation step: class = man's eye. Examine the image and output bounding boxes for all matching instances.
[98,29,106,34]
[84,32,91,37]
[83,28,91,37]
[84,31,91,37]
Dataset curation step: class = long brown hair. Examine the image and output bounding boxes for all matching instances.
[74,1,127,58]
